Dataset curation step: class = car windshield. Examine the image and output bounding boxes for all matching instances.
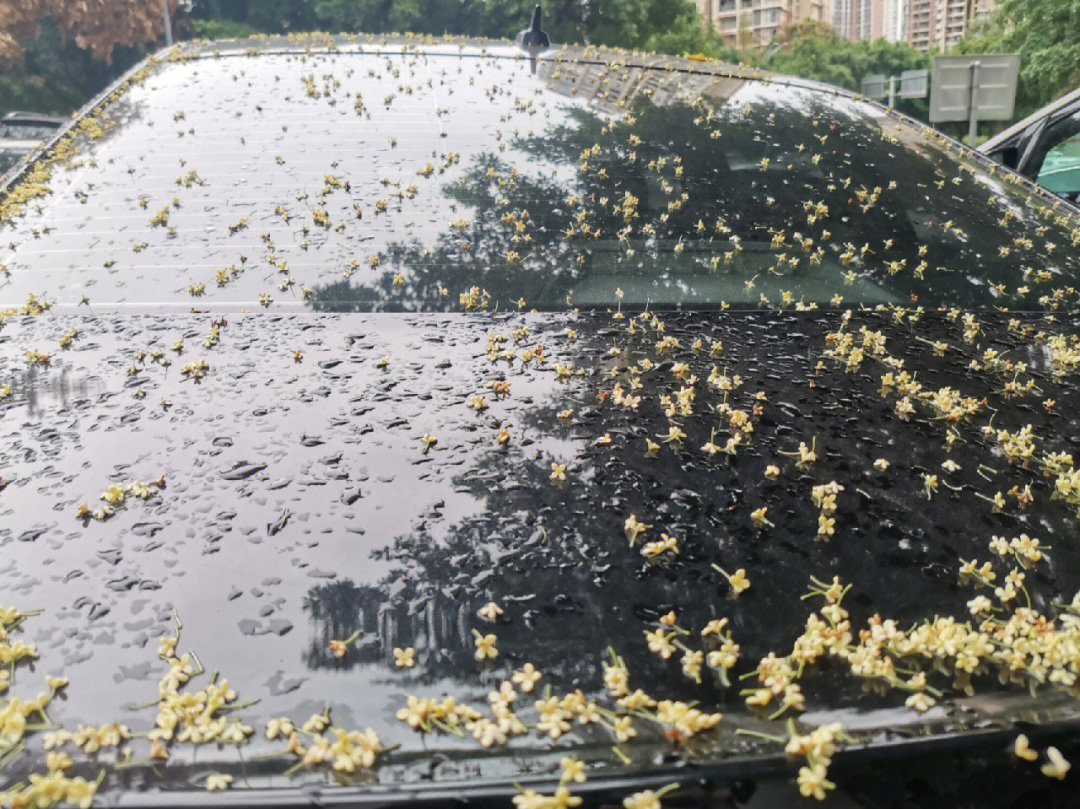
[1,40,1077,312]
[7,37,1080,808]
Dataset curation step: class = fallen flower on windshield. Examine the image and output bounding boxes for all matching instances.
[1014,734,1038,761]
[512,663,542,692]
[797,762,835,801]
[328,640,348,658]
[205,773,232,791]
[622,786,673,809]
[393,647,417,668]
[473,631,498,660]
[1042,746,1071,780]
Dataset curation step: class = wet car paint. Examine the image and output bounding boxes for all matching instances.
[4,34,1080,807]
[6,307,1080,794]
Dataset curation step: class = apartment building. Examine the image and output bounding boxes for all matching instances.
[905,0,995,50]
[831,0,907,42]
[696,0,828,48]
[695,0,988,49]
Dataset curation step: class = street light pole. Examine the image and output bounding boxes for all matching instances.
[161,0,174,46]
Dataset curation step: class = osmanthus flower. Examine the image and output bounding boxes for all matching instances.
[1042,746,1071,780]
[512,663,542,692]
[764,464,780,480]
[623,514,650,546]
[550,463,567,482]
[611,715,637,743]
[487,681,518,711]
[681,650,704,682]
[266,717,295,739]
[1014,734,1039,761]
[513,789,555,809]
[478,602,504,622]
[707,640,741,687]
[534,697,573,739]
[659,425,687,445]
[641,534,679,558]
[560,756,586,784]
[328,640,349,658]
[327,727,383,771]
[796,762,835,801]
[603,654,630,698]
[393,647,417,668]
[713,565,750,595]
[905,692,935,713]
[654,700,722,737]
[967,595,993,616]
[644,628,676,660]
[473,630,498,661]
[45,751,73,772]
[617,689,658,711]
[796,442,817,467]
[622,784,679,809]
[205,773,233,791]
[702,618,729,637]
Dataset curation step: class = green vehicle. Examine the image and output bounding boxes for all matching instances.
[980,87,1080,203]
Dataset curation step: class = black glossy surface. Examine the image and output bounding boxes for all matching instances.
[1,40,1078,312]
[4,36,1080,804]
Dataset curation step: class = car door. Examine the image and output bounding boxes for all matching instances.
[1023,106,1080,200]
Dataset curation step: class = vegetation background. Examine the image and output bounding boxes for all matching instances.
[0,0,1076,130]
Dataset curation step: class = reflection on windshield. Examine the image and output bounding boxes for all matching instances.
[1,44,1078,311]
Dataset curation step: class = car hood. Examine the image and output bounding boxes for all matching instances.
[5,306,1080,799]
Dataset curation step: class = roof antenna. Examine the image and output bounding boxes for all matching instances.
[516,5,550,74]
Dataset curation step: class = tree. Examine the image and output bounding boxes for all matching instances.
[0,0,180,66]
[955,0,1080,116]
[762,21,930,119]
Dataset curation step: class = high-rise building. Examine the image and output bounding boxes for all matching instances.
[905,0,994,50]
[699,0,828,48]
[831,0,907,42]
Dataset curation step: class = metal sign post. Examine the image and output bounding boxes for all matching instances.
[862,70,928,108]
[929,54,1019,146]
[968,61,979,147]
[898,69,929,99]
[161,0,174,46]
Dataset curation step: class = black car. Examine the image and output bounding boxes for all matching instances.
[0,111,66,175]
[979,87,1080,202]
[3,33,1080,809]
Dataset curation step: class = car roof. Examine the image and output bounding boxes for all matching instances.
[2,33,1076,314]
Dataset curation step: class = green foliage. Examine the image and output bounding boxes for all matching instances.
[955,0,1080,117]
[190,0,713,52]
[0,19,146,117]
[763,23,930,119]
[8,0,1076,130]
[189,18,259,39]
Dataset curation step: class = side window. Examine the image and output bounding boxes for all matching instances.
[1031,110,1080,199]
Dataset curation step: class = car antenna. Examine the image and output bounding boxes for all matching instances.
[516,4,550,74]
